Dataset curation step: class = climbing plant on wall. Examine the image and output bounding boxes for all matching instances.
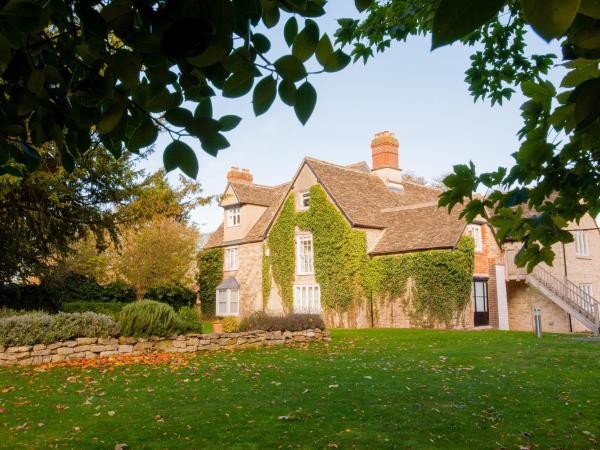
[262,244,272,310]
[264,184,475,326]
[196,248,223,318]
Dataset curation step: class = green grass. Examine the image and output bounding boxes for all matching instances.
[1,329,600,449]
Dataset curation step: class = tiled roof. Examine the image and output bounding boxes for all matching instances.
[227,182,278,207]
[205,157,467,255]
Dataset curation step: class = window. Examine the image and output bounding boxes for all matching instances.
[296,235,314,274]
[227,207,241,227]
[299,191,310,209]
[216,288,239,316]
[472,279,489,326]
[294,285,321,313]
[575,231,590,257]
[224,247,239,271]
[580,283,594,300]
[466,224,483,252]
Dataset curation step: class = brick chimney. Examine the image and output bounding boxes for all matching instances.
[227,166,253,184]
[371,131,399,170]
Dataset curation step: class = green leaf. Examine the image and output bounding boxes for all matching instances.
[165,107,193,127]
[201,133,230,156]
[520,0,581,41]
[278,80,297,106]
[432,0,506,49]
[292,19,319,61]
[222,71,254,98]
[160,17,216,58]
[322,49,351,72]
[27,69,45,97]
[262,4,280,28]
[294,81,317,125]
[163,140,199,178]
[186,117,223,137]
[128,116,158,152]
[253,75,277,116]
[252,33,271,53]
[284,17,298,47]
[195,98,213,119]
[316,35,334,66]
[98,99,126,135]
[571,78,600,128]
[274,55,307,82]
[219,115,242,131]
[355,0,372,11]
[61,149,75,173]
[573,27,600,49]
[77,4,108,38]
[580,0,600,18]
[111,50,141,88]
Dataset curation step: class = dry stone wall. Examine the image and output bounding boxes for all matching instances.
[0,329,330,367]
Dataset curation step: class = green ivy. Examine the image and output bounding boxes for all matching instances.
[266,185,474,325]
[262,244,272,309]
[196,247,223,318]
[267,195,296,310]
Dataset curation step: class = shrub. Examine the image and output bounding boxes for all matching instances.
[119,300,182,337]
[178,306,202,334]
[0,312,119,347]
[145,283,196,309]
[197,248,223,318]
[239,312,325,332]
[0,307,30,318]
[0,284,58,312]
[47,274,135,304]
[60,301,125,318]
[221,316,239,333]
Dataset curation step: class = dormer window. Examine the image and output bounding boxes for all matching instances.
[466,224,483,252]
[300,192,310,210]
[227,207,241,227]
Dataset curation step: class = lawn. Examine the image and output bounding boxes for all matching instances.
[1,329,599,449]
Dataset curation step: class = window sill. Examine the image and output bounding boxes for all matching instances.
[576,255,592,260]
[296,272,315,276]
[224,269,239,272]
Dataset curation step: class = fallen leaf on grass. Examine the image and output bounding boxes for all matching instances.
[107,410,116,416]
[115,444,128,450]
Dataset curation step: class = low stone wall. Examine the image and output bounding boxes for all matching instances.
[0,328,330,367]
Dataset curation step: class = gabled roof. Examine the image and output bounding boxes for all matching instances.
[205,156,467,255]
[226,182,277,207]
[216,276,240,290]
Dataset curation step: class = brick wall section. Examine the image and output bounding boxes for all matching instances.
[0,329,330,367]
[487,260,499,328]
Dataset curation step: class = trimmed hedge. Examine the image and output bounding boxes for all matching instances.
[0,312,119,347]
[119,300,182,337]
[145,283,196,309]
[60,301,125,318]
[0,284,58,312]
[239,312,325,332]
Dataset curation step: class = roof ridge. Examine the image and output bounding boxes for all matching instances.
[305,156,377,176]
[380,201,439,213]
[229,181,278,190]
[401,178,443,192]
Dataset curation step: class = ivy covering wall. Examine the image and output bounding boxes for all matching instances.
[263,184,475,327]
[197,247,223,318]
[261,244,271,309]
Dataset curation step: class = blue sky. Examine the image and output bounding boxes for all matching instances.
[139,4,561,234]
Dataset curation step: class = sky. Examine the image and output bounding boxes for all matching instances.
[138,4,561,234]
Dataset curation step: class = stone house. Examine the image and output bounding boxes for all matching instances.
[204,132,600,333]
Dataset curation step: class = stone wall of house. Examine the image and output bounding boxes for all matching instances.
[222,242,264,317]
[0,329,330,367]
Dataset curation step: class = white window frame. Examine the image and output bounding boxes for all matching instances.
[299,191,310,210]
[227,207,241,227]
[216,288,240,316]
[224,247,239,271]
[296,234,314,275]
[466,224,483,252]
[575,231,590,257]
[579,283,594,300]
[293,284,321,313]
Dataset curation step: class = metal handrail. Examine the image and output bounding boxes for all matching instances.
[530,265,600,326]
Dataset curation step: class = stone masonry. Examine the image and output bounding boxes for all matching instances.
[0,328,330,367]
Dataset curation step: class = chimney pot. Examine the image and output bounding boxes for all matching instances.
[227,166,253,184]
[371,131,399,171]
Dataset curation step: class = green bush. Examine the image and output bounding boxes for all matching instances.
[145,283,196,310]
[0,312,119,347]
[197,248,223,318]
[0,284,58,312]
[178,306,203,334]
[119,300,182,337]
[60,301,125,318]
[48,274,135,304]
[221,316,239,333]
[239,312,325,332]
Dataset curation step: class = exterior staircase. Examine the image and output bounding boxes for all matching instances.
[504,248,600,333]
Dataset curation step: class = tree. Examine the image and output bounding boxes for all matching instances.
[0,144,141,284]
[112,216,198,300]
[338,0,600,270]
[0,0,353,179]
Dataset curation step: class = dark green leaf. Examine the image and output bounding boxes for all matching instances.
[111,50,141,88]
[98,100,125,135]
[219,115,242,131]
[432,0,506,49]
[274,55,306,81]
[278,80,297,106]
[284,17,298,47]
[292,19,319,61]
[165,107,193,127]
[160,17,216,58]
[262,4,280,28]
[571,78,600,128]
[195,98,213,119]
[252,33,271,53]
[187,117,223,137]
[520,0,580,41]
[77,4,107,38]
[201,133,230,156]
[580,0,600,18]
[163,140,199,178]
[316,35,334,66]
[573,27,600,49]
[322,49,351,72]
[253,75,277,116]
[128,116,158,152]
[355,0,372,12]
[222,71,254,98]
[294,81,316,125]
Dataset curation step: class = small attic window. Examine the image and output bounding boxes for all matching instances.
[227,207,240,227]
[387,181,404,192]
[299,192,310,209]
